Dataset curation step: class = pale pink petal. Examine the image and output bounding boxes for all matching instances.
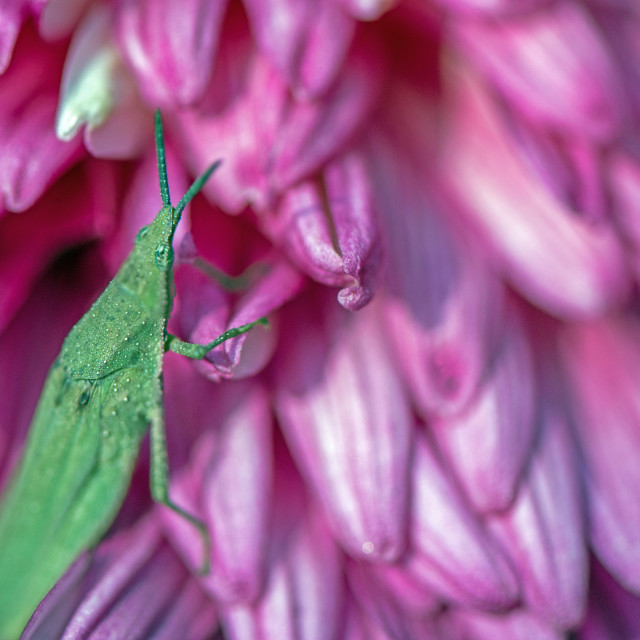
[561,318,640,594]
[405,435,520,611]
[440,61,630,318]
[369,133,504,416]
[338,0,398,21]
[0,0,25,72]
[452,1,625,140]
[433,304,536,512]
[38,0,92,40]
[444,607,563,640]
[275,301,412,562]
[430,0,546,15]
[266,150,381,310]
[201,385,273,604]
[490,409,588,628]
[244,0,354,98]
[56,5,150,160]
[221,510,343,640]
[116,0,227,106]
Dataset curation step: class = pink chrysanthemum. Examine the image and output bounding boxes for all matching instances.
[2,0,640,638]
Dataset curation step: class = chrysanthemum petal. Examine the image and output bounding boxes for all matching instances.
[405,435,519,610]
[453,1,625,140]
[490,407,588,628]
[441,61,630,318]
[116,0,227,106]
[244,0,354,98]
[267,150,381,310]
[561,318,640,594]
[276,300,412,562]
[433,305,536,512]
[221,510,343,640]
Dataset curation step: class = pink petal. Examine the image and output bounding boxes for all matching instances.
[432,304,536,512]
[561,318,640,594]
[405,434,520,611]
[444,607,563,640]
[244,0,354,98]
[609,150,640,283]
[0,159,115,335]
[440,61,630,319]
[275,300,412,562]
[173,26,384,213]
[201,385,273,604]
[369,133,504,416]
[221,510,343,640]
[430,0,546,15]
[338,0,398,21]
[346,560,439,639]
[38,0,93,41]
[266,150,381,310]
[56,5,150,160]
[0,0,24,73]
[489,407,588,628]
[452,2,625,140]
[116,0,227,106]
[579,560,640,640]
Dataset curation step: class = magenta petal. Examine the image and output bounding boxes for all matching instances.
[579,561,640,640]
[406,435,519,611]
[370,133,503,416]
[346,560,439,639]
[453,2,625,140]
[490,410,588,628]
[201,384,273,604]
[0,95,83,212]
[268,151,381,310]
[441,62,630,319]
[271,31,385,193]
[221,510,343,640]
[275,303,412,562]
[433,306,536,512]
[244,0,354,98]
[429,0,546,15]
[116,0,227,106]
[445,608,562,640]
[562,318,640,594]
[0,1,24,73]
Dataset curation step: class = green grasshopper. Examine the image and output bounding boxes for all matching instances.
[0,111,267,639]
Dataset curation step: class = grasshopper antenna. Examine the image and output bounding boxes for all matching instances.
[154,110,171,207]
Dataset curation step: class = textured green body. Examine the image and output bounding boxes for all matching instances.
[0,206,174,638]
[0,112,263,638]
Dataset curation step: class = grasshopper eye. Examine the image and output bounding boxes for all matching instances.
[135,226,150,243]
[154,243,174,270]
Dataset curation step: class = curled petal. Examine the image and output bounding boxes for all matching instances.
[221,510,343,640]
[440,61,630,318]
[406,435,519,611]
[489,408,588,629]
[116,0,227,106]
[244,0,354,98]
[453,1,625,140]
[433,305,536,512]
[369,133,503,416]
[175,258,302,380]
[275,301,412,562]
[561,318,640,594]
[267,151,381,310]
[57,5,150,159]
